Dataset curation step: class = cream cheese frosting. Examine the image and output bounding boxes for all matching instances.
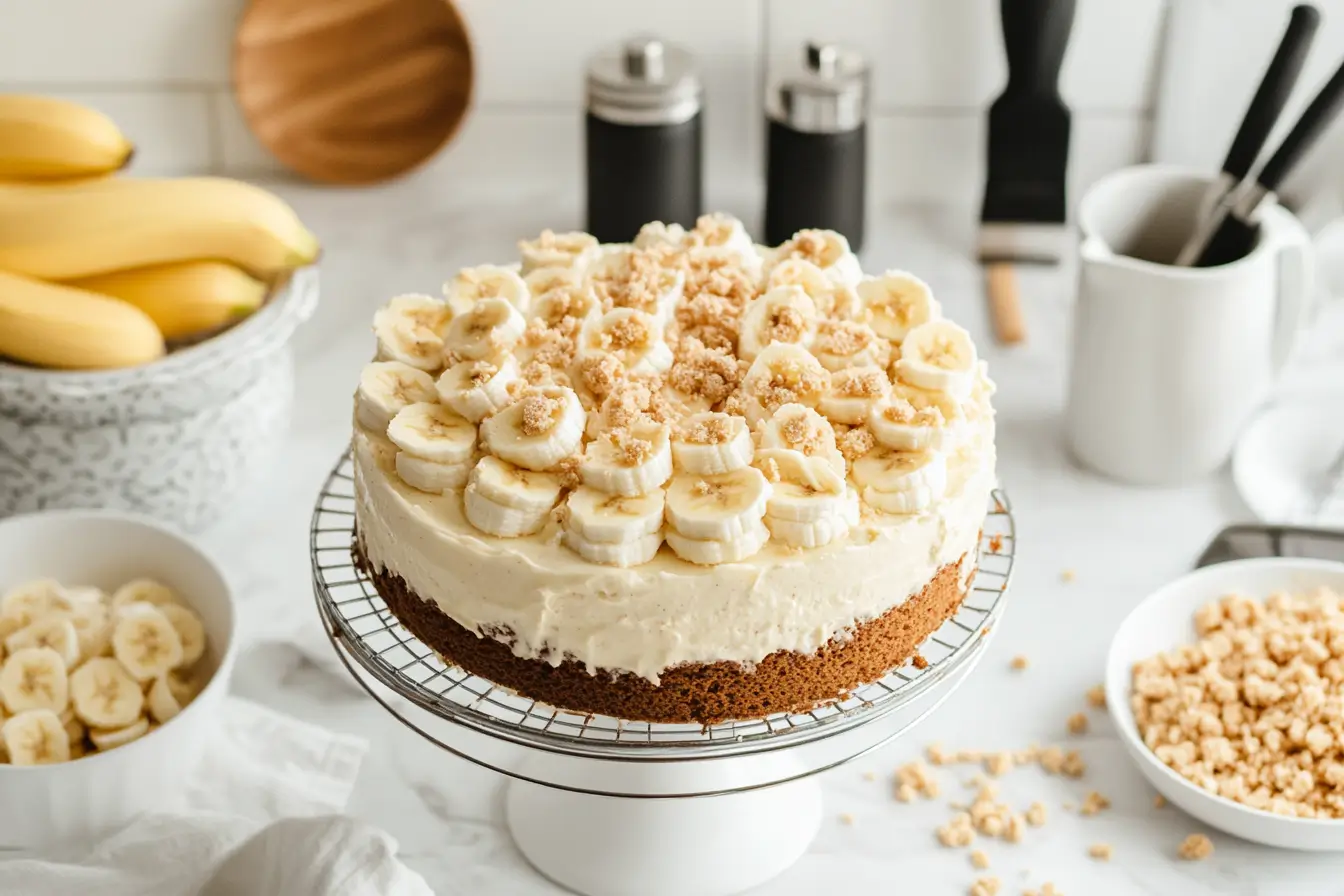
[354,382,994,683]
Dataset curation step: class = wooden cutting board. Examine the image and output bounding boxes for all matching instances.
[1152,0,1344,228]
[233,0,474,185]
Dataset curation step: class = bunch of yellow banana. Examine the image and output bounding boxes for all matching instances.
[0,95,320,371]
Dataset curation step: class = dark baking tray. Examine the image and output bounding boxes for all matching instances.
[1197,524,1344,568]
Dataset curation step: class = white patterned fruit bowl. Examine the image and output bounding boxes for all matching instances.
[0,510,237,849]
[0,266,318,531]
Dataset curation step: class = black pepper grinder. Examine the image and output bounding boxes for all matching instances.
[764,42,869,250]
[585,36,703,243]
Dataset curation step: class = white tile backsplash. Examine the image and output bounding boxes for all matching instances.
[0,0,1184,204]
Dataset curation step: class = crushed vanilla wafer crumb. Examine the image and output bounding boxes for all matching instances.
[1079,791,1110,817]
[1178,833,1214,860]
[1153,795,1167,809]
[1025,802,1047,827]
[839,813,854,826]
[1060,569,1076,583]
[1066,712,1088,736]
[1010,656,1029,671]
[969,876,1001,896]
[970,850,991,870]
[1088,843,1113,861]
[1085,684,1106,709]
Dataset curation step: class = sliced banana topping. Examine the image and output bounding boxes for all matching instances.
[687,213,755,258]
[755,403,847,479]
[737,285,818,362]
[436,354,520,423]
[586,248,685,319]
[3,709,70,765]
[372,294,452,371]
[851,446,949,515]
[754,446,848,495]
[69,656,143,728]
[819,365,890,425]
[471,455,564,514]
[396,453,471,493]
[764,477,851,523]
[0,579,71,627]
[464,473,558,538]
[387,402,477,465]
[5,616,80,669]
[444,296,527,361]
[147,674,183,723]
[664,467,771,542]
[479,385,585,472]
[518,230,599,274]
[671,412,753,475]
[770,229,862,288]
[580,423,673,497]
[0,646,68,714]
[577,308,673,374]
[634,221,688,251]
[810,319,890,372]
[356,361,438,433]
[765,487,860,549]
[111,608,184,682]
[857,271,940,342]
[868,383,961,451]
[563,529,665,568]
[444,264,530,317]
[765,258,847,319]
[528,281,599,331]
[564,486,666,544]
[665,517,770,566]
[740,343,831,427]
[895,320,977,400]
[524,265,582,299]
[89,716,151,751]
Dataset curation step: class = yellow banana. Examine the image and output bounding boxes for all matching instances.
[0,177,320,280]
[0,268,164,369]
[0,94,133,180]
[66,261,268,339]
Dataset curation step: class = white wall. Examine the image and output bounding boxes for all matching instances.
[0,0,1185,205]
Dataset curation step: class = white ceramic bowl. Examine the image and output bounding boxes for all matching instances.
[1106,557,1344,850]
[0,266,318,532]
[0,510,237,849]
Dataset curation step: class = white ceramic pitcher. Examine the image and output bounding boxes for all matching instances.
[1065,165,1314,486]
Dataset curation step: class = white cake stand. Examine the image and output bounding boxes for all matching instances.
[311,453,1016,896]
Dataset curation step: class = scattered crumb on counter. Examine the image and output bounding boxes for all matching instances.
[912,653,930,669]
[1066,712,1088,736]
[1088,843,1113,861]
[862,770,876,782]
[895,760,940,800]
[970,849,990,870]
[1025,884,1062,896]
[1079,791,1111,816]
[839,813,854,826]
[970,876,1001,896]
[1153,794,1167,809]
[1010,655,1029,671]
[1085,684,1106,708]
[897,783,918,802]
[1062,750,1086,778]
[1060,569,1075,583]
[1179,833,1214,861]
[938,813,976,847]
[1025,802,1047,826]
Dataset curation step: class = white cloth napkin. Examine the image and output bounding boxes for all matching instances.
[0,697,433,896]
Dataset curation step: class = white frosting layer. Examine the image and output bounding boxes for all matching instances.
[354,387,996,684]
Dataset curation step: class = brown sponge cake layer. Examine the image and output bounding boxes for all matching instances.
[355,541,975,725]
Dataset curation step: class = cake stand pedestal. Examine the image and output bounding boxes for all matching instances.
[312,454,1016,896]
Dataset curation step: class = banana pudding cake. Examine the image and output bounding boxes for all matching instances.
[351,214,997,724]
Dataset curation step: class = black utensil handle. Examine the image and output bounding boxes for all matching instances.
[1259,57,1344,191]
[999,0,1077,97]
[1222,3,1321,181]
[1195,214,1258,268]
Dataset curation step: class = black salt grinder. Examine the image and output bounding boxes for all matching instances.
[765,42,869,250]
[585,36,703,244]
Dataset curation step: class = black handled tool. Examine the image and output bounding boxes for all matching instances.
[1175,3,1321,265]
[977,0,1076,345]
[1194,54,1344,267]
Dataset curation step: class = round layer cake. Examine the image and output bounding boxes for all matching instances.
[351,215,996,724]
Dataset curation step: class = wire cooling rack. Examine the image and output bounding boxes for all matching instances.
[312,451,1015,761]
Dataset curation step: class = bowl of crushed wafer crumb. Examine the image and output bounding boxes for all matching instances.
[0,509,237,849]
[1107,557,1344,850]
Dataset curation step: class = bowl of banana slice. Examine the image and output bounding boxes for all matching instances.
[0,509,236,849]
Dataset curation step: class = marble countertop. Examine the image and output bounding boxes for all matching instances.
[200,176,1344,895]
